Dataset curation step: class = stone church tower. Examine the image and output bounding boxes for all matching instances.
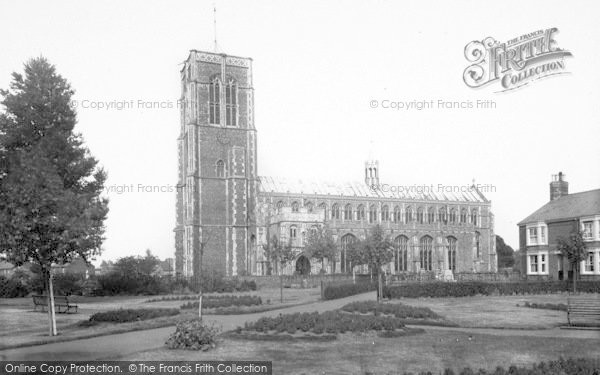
[175,50,258,277]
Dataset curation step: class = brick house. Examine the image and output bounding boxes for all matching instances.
[518,172,600,280]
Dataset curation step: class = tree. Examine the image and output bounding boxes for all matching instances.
[349,225,394,301]
[0,58,108,336]
[269,235,295,275]
[304,226,338,273]
[193,232,211,321]
[557,231,587,293]
[496,235,515,268]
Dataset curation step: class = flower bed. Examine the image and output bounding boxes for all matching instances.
[180,295,262,310]
[383,281,600,299]
[341,301,441,320]
[322,282,377,300]
[88,308,180,323]
[165,319,220,351]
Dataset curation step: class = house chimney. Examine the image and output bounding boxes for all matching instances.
[549,172,568,201]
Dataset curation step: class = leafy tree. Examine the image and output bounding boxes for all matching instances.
[496,235,515,268]
[557,231,587,293]
[0,58,108,335]
[269,235,295,275]
[349,225,394,301]
[304,225,338,273]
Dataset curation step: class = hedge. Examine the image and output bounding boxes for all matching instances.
[322,282,377,300]
[383,280,600,299]
[88,308,179,323]
[180,295,262,309]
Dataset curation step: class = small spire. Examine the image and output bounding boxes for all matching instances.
[213,2,219,53]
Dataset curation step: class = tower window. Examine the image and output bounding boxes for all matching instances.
[471,209,478,226]
[209,77,221,125]
[290,226,297,239]
[216,160,225,178]
[475,231,481,258]
[225,79,237,126]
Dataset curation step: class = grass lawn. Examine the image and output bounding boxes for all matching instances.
[391,294,574,329]
[122,329,600,374]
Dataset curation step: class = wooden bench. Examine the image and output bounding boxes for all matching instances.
[32,295,78,314]
[567,296,600,327]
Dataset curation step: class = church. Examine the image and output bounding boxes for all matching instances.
[174,50,497,277]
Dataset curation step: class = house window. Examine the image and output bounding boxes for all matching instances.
[416,207,424,224]
[540,254,546,273]
[225,79,237,126]
[394,236,409,272]
[427,208,435,224]
[449,209,457,224]
[291,201,299,212]
[529,227,538,245]
[529,255,538,273]
[381,205,390,222]
[583,221,593,239]
[584,252,594,272]
[344,204,353,221]
[369,205,377,224]
[290,226,297,239]
[357,205,365,221]
[471,209,478,226]
[419,236,433,271]
[331,204,340,220]
[447,236,457,272]
[216,160,225,178]
[209,77,221,124]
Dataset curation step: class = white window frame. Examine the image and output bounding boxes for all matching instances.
[527,251,549,275]
[580,249,600,275]
[526,222,548,246]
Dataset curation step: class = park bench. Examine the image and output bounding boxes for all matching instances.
[567,296,600,327]
[32,295,78,314]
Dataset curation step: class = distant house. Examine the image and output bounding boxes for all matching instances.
[0,261,15,277]
[52,257,95,279]
[518,172,600,280]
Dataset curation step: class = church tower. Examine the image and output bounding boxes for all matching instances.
[365,160,379,187]
[175,50,258,277]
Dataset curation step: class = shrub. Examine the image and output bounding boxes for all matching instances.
[52,273,84,296]
[383,280,600,299]
[165,319,220,350]
[88,308,179,323]
[0,275,29,297]
[520,301,568,311]
[180,295,262,310]
[322,282,377,300]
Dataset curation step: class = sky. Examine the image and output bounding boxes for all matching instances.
[1,0,599,264]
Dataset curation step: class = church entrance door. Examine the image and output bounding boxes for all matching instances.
[296,255,311,276]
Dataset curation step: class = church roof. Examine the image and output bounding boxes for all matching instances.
[258,176,488,203]
[518,189,600,225]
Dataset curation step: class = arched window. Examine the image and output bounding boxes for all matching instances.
[344,204,353,221]
[209,77,221,124]
[427,207,435,224]
[394,235,409,272]
[393,206,401,223]
[341,234,357,273]
[381,205,390,222]
[405,207,413,223]
[331,203,340,220]
[216,160,225,178]
[306,202,314,213]
[290,225,297,239]
[356,205,365,221]
[460,209,467,224]
[438,207,447,224]
[416,207,424,224]
[318,203,327,219]
[447,236,457,271]
[225,78,237,126]
[369,204,377,224]
[474,231,481,258]
[471,209,478,226]
[291,201,299,212]
[276,200,284,213]
[419,236,433,271]
[449,208,457,224]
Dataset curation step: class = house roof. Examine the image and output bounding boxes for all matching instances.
[258,176,488,203]
[518,189,600,225]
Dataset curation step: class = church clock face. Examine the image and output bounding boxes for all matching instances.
[216,130,230,145]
